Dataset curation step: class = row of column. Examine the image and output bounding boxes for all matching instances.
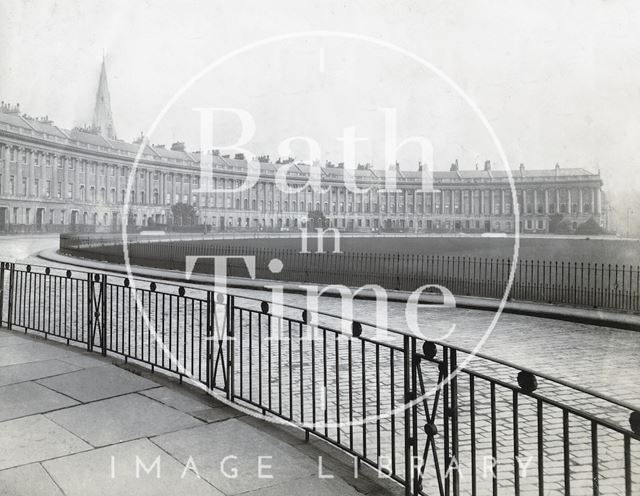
[0,145,602,217]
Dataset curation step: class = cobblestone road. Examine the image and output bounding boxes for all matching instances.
[5,235,640,494]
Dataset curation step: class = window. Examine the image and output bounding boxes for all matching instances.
[67,183,73,200]
[21,177,27,196]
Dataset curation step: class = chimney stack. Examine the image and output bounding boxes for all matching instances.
[484,160,491,171]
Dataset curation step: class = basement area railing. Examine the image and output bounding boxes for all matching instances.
[60,235,640,313]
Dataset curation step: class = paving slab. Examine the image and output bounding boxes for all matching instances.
[0,342,70,367]
[152,418,314,495]
[0,415,91,470]
[46,393,203,447]
[0,335,32,348]
[139,385,211,412]
[58,353,110,369]
[0,359,81,387]
[43,438,223,496]
[37,365,158,402]
[191,406,244,423]
[241,474,362,496]
[0,463,64,496]
[0,381,78,421]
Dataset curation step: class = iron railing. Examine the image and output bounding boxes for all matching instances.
[0,260,639,494]
[60,235,640,312]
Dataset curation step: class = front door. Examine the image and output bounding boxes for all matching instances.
[36,208,44,231]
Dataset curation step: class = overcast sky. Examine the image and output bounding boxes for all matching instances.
[1,0,639,196]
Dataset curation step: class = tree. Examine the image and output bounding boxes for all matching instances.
[170,203,197,226]
[576,216,604,235]
[306,210,328,228]
[548,213,573,234]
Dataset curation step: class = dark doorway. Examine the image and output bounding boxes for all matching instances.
[36,208,45,231]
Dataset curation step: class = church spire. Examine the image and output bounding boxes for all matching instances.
[92,57,116,140]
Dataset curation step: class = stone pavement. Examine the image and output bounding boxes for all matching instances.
[0,328,396,496]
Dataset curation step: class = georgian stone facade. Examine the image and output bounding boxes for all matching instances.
[0,105,604,234]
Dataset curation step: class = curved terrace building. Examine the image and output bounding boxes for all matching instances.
[0,64,605,234]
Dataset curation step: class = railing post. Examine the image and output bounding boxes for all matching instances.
[226,294,235,402]
[6,263,15,330]
[403,335,414,496]
[101,274,107,356]
[0,263,5,327]
[206,291,213,391]
[87,273,93,352]
[450,349,460,496]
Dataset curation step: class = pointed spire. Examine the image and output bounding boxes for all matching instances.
[92,56,116,140]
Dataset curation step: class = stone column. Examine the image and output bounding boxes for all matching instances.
[2,145,10,194]
[533,190,538,215]
[51,155,58,201]
[74,159,79,202]
[26,148,34,198]
[544,190,549,214]
[567,189,572,214]
[595,189,601,215]
[579,189,583,214]
[15,148,23,198]
[63,156,69,201]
